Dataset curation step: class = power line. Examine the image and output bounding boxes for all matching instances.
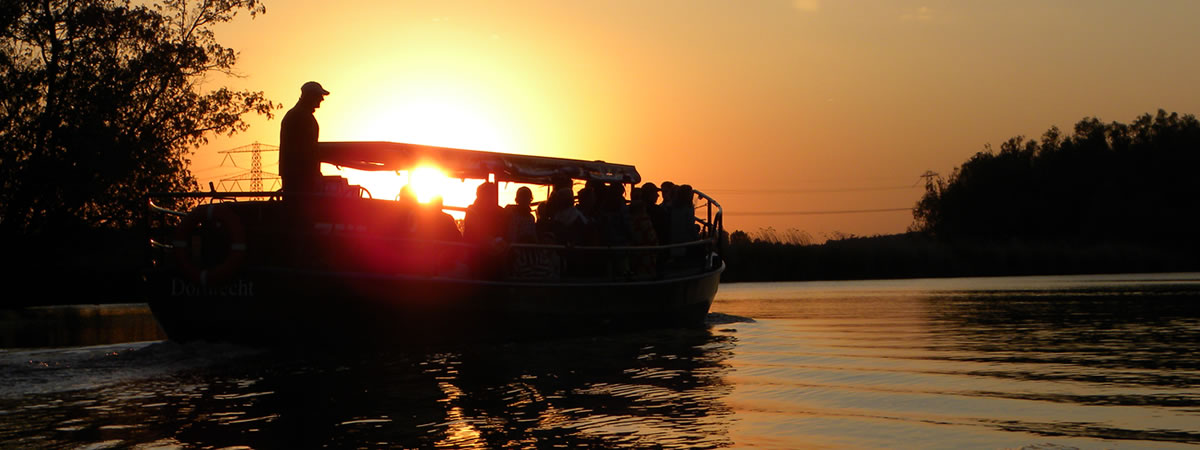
[730,207,912,216]
[191,164,235,174]
[705,172,936,195]
[705,185,919,194]
[199,168,247,180]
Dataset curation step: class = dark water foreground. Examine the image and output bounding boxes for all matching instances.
[0,329,733,448]
[2,273,1199,448]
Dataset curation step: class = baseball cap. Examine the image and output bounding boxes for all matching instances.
[301,81,330,96]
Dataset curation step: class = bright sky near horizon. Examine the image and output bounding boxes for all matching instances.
[194,0,1200,240]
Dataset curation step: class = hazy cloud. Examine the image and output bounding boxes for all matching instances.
[793,0,820,13]
[900,6,934,22]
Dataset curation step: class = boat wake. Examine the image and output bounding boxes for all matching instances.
[0,340,262,399]
[706,312,756,325]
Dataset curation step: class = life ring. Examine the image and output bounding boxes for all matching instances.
[172,204,247,286]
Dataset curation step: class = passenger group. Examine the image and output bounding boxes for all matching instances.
[459,178,700,250]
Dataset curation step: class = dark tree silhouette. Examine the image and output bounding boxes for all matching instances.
[913,110,1200,247]
[0,0,277,233]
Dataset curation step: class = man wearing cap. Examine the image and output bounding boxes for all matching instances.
[279,81,329,194]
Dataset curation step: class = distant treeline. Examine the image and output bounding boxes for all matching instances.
[913,109,1200,246]
[720,231,1198,282]
[723,110,1200,282]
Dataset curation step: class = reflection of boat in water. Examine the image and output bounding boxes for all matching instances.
[1,328,735,448]
[144,142,724,344]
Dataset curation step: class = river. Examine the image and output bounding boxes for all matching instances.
[2,273,1198,448]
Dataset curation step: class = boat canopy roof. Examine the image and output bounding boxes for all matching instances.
[318,141,641,184]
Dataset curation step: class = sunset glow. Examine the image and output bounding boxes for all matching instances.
[353,96,512,154]
[325,165,482,213]
[198,1,1200,240]
[325,88,514,206]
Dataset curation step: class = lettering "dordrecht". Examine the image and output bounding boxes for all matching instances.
[171,278,255,297]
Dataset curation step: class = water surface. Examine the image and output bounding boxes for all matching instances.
[713,273,1200,448]
[1,273,1197,448]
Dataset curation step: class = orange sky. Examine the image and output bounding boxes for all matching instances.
[194,0,1200,240]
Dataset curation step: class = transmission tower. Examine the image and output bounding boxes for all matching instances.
[217,142,280,192]
[918,170,940,192]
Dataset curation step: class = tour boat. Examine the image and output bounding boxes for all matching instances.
[144,142,725,344]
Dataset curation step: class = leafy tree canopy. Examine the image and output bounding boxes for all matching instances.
[913,110,1200,246]
[0,0,278,233]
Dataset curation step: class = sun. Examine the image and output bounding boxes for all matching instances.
[408,166,449,204]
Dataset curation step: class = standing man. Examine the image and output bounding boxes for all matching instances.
[279,81,329,194]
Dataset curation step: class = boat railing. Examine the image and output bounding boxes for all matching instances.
[146,189,723,283]
[693,189,723,242]
[148,199,188,217]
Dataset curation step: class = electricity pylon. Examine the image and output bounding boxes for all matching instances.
[217,142,280,192]
[918,170,940,192]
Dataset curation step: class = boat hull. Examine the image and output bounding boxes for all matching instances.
[146,264,723,345]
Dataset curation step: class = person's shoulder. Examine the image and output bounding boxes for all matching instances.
[281,106,303,123]
[282,105,315,120]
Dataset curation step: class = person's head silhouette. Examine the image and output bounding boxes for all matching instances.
[299,81,329,109]
[515,186,533,207]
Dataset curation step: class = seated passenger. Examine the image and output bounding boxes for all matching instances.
[505,186,537,243]
[575,185,598,219]
[548,188,588,244]
[396,195,462,276]
[640,182,668,244]
[536,176,573,229]
[464,182,505,244]
[660,181,677,209]
[667,184,699,259]
[630,194,658,245]
[415,196,461,242]
[598,182,632,246]
[669,184,699,243]
[573,185,602,244]
[397,185,418,205]
[505,186,558,279]
[629,196,659,277]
